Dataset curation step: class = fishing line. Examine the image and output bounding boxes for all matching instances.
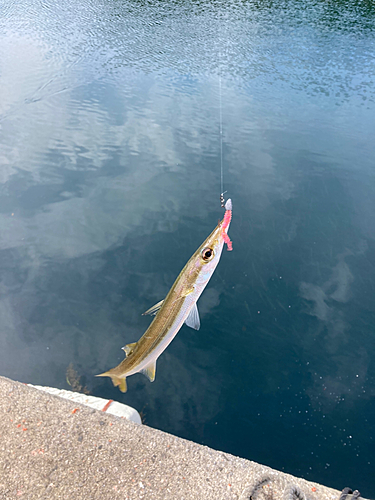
[219,70,224,202]
[219,40,227,208]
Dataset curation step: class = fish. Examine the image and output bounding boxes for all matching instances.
[96,198,233,392]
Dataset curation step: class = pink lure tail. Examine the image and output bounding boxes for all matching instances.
[222,198,233,251]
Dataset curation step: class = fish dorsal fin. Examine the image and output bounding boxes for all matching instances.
[122,342,137,357]
[185,302,200,330]
[142,299,164,316]
[141,360,156,382]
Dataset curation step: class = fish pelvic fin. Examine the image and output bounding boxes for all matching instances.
[96,371,128,393]
[185,302,200,330]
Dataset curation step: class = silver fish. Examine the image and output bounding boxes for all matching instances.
[97,199,233,392]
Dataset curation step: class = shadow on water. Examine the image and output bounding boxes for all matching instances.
[1,0,375,495]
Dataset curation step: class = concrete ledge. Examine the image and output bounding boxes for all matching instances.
[27,384,142,424]
[0,376,358,499]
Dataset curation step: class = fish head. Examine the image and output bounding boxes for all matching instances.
[189,200,232,287]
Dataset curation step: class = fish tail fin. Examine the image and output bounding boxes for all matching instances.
[96,371,127,393]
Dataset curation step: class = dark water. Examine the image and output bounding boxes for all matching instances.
[1,0,375,495]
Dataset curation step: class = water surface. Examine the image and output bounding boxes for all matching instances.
[1,0,375,495]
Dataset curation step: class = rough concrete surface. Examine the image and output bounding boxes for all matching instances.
[0,376,357,500]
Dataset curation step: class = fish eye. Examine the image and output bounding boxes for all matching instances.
[201,247,214,261]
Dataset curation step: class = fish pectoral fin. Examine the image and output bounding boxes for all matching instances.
[182,287,195,297]
[141,360,156,382]
[142,299,164,316]
[96,372,128,393]
[122,342,137,357]
[184,302,201,330]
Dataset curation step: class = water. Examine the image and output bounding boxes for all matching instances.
[1,0,375,495]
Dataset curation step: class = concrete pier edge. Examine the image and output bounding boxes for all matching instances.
[0,376,366,499]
